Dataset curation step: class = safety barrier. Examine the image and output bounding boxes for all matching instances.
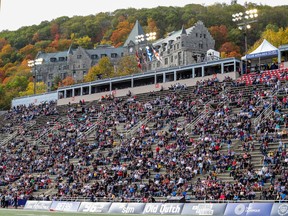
[23,200,288,216]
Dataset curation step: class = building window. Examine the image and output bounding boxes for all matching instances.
[61,73,67,79]
[77,55,82,59]
[111,53,117,58]
[101,54,107,58]
[48,74,53,80]
[78,64,81,68]
[83,64,86,68]
[164,58,168,65]
[200,33,202,38]
[157,61,160,67]
[83,71,87,76]
[177,44,179,49]
[199,43,203,49]
[204,34,206,38]
[59,57,65,61]
[170,56,173,63]
[73,71,76,78]
[196,33,198,37]
[91,54,98,59]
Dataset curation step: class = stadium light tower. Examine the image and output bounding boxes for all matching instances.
[232,9,258,55]
[28,58,44,95]
[135,32,157,69]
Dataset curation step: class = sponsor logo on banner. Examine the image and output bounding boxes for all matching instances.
[24,201,38,210]
[224,203,249,216]
[246,203,273,216]
[225,203,273,216]
[78,202,111,213]
[108,203,146,214]
[270,203,288,216]
[50,201,81,212]
[182,203,226,216]
[143,203,184,214]
[24,201,52,211]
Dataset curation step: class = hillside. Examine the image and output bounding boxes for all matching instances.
[0,3,288,109]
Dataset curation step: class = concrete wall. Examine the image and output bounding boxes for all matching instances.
[12,92,58,107]
[57,71,238,106]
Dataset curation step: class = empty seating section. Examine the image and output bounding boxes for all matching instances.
[237,69,288,85]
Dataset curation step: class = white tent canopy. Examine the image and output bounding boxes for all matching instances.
[241,39,279,60]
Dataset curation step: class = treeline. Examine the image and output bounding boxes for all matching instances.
[0,2,288,109]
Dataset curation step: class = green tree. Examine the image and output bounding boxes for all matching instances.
[117,55,141,76]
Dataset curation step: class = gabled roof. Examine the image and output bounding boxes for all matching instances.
[123,20,145,47]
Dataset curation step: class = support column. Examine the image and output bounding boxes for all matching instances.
[221,63,224,74]
[64,90,67,98]
[109,82,112,92]
[80,87,83,96]
[192,68,195,78]
[131,78,134,88]
[154,75,157,84]
[174,71,177,81]
[72,88,75,97]
[201,66,204,77]
[163,73,166,83]
[89,86,91,95]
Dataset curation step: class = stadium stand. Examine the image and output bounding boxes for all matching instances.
[0,72,287,204]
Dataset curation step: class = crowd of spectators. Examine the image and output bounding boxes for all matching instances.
[0,75,287,203]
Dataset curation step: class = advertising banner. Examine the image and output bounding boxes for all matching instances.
[224,203,273,216]
[108,202,146,214]
[246,203,273,216]
[182,203,227,216]
[24,201,39,210]
[269,203,288,216]
[78,202,111,213]
[24,201,52,211]
[224,203,250,216]
[143,203,184,215]
[49,201,81,212]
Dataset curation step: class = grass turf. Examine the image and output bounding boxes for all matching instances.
[0,209,165,216]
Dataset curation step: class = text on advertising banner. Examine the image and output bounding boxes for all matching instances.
[245,203,273,216]
[270,203,288,216]
[108,202,146,214]
[24,201,52,211]
[78,202,111,213]
[49,201,81,212]
[181,203,227,216]
[143,203,184,215]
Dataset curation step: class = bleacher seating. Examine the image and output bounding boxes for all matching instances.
[0,75,287,203]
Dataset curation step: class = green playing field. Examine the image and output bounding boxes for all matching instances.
[0,209,117,216]
[0,209,165,216]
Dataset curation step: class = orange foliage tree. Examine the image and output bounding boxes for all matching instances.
[110,20,133,47]
[219,42,241,58]
[61,76,75,87]
[209,25,228,50]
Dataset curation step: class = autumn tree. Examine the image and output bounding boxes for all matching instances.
[110,20,134,47]
[61,76,75,86]
[117,55,141,76]
[19,81,47,96]
[209,25,228,50]
[84,57,114,82]
[75,36,93,49]
[219,42,241,58]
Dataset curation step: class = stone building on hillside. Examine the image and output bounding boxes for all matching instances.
[33,20,214,91]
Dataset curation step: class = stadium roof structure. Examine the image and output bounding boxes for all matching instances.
[242,39,279,60]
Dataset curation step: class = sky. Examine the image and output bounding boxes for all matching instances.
[0,0,286,31]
